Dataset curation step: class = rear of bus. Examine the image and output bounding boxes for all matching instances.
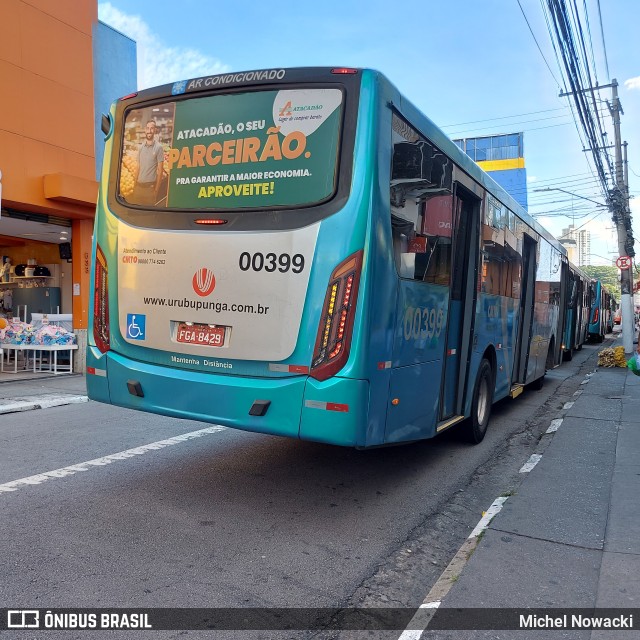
[88,67,376,447]
[588,280,605,342]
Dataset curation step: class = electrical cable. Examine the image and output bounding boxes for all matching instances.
[517,0,563,87]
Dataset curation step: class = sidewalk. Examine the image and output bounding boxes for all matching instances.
[418,340,640,638]
[0,372,87,414]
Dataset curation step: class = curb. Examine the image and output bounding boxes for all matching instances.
[0,395,89,415]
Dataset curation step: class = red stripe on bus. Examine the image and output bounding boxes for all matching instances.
[289,365,309,374]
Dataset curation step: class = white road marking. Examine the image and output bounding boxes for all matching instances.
[397,602,442,640]
[468,496,509,538]
[573,390,583,397]
[519,453,543,473]
[397,498,510,639]
[0,425,226,494]
[398,379,583,640]
[546,418,563,434]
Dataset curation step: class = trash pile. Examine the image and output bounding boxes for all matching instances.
[0,319,76,346]
[597,346,627,368]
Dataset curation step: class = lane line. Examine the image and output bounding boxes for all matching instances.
[396,374,586,639]
[0,425,226,494]
[519,453,542,473]
[468,496,509,538]
[397,603,441,640]
[546,418,563,434]
[396,498,508,639]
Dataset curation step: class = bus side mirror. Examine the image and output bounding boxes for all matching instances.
[101,114,111,136]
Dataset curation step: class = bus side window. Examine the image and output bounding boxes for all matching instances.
[482,197,526,299]
[391,215,417,278]
[390,112,453,285]
[421,195,453,286]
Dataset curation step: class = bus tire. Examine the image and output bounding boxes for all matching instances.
[563,349,573,362]
[545,342,555,370]
[530,375,544,390]
[465,359,493,444]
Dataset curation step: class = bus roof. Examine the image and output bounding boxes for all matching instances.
[119,65,566,256]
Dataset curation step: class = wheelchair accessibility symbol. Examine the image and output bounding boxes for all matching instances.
[126,314,146,340]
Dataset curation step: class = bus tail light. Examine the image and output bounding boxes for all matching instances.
[93,244,110,353]
[592,308,599,324]
[310,250,363,381]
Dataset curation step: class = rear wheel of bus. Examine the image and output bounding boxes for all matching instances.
[464,359,493,444]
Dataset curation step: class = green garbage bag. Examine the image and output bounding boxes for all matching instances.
[628,353,640,376]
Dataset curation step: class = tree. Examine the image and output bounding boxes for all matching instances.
[581,266,621,301]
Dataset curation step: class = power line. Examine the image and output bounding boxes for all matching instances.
[440,106,568,128]
[449,120,572,137]
[595,0,611,80]
[581,0,599,86]
[541,0,613,200]
[517,0,562,86]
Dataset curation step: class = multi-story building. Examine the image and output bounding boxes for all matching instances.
[560,225,591,266]
[453,133,528,210]
[0,1,136,371]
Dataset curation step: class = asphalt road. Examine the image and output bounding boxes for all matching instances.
[0,340,607,638]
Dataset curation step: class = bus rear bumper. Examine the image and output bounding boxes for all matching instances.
[86,350,370,445]
[86,349,305,439]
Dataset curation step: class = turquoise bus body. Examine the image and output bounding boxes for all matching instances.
[87,67,573,448]
[561,263,591,360]
[588,280,614,342]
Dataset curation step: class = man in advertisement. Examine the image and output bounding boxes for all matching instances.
[132,120,164,205]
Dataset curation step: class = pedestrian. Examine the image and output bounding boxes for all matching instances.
[132,119,164,206]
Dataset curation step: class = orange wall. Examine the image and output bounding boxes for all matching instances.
[0,0,97,219]
[0,241,62,266]
[71,218,93,329]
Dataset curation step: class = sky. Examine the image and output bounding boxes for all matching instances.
[98,0,640,268]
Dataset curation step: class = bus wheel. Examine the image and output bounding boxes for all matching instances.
[563,349,573,362]
[530,375,544,390]
[465,359,493,444]
[545,343,555,370]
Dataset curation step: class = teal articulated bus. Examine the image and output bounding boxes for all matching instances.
[561,262,591,361]
[88,67,581,448]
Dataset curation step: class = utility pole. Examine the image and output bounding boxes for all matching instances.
[608,79,635,353]
[559,79,635,352]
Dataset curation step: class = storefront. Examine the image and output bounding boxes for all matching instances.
[0,1,136,378]
[0,211,91,379]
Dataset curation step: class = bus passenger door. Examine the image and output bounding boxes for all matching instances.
[439,187,480,421]
[513,234,537,384]
[557,260,569,363]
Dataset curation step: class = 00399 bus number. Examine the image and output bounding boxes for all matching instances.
[238,252,305,274]
[403,306,445,341]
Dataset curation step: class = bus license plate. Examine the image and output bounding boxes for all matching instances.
[176,323,226,347]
